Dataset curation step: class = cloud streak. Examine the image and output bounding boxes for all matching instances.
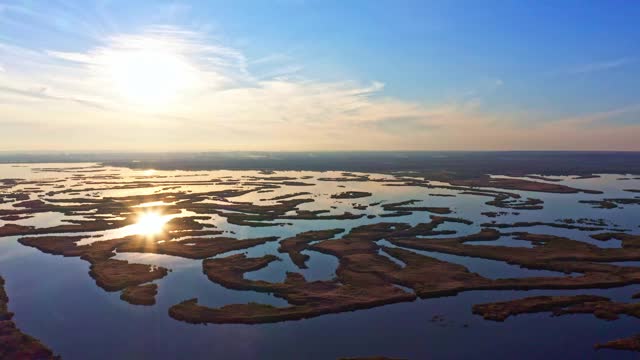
[569,57,636,74]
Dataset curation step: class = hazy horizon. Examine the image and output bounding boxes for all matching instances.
[2,150,640,155]
[1,1,640,151]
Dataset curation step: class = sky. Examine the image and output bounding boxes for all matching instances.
[1,0,640,151]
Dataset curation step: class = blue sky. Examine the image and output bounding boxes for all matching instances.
[1,0,639,150]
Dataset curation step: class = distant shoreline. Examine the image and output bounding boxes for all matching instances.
[1,151,639,178]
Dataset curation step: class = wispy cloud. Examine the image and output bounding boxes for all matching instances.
[0,20,639,151]
[569,57,636,74]
[250,53,293,65]
[0,85,107,109]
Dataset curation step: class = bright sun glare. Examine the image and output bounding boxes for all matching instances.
[106,47,197,108]
[136,212,167,235]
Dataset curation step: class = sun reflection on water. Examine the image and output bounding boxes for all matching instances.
[135,212,168,236]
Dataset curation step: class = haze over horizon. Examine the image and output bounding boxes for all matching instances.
[1,1,640,151]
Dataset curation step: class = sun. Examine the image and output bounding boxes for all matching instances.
[135,212,168,236]
[105,46,197,108]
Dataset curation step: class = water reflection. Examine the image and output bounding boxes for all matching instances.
[134,212,168,236]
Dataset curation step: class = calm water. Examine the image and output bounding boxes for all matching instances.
[0,164,639,359]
